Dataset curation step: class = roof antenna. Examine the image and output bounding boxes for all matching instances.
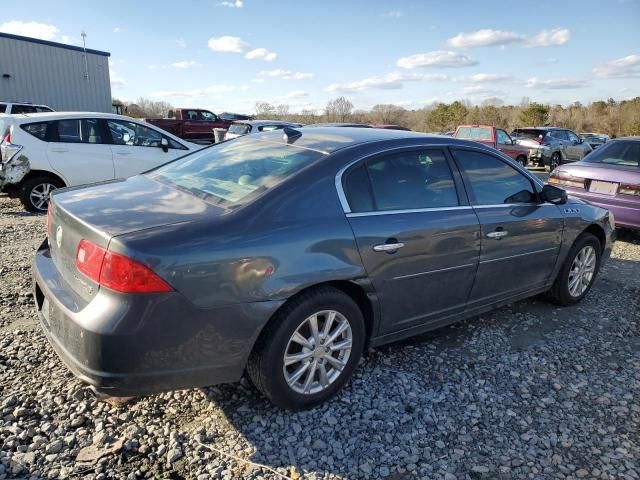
[81,31,89,80]
[283,127,302,144]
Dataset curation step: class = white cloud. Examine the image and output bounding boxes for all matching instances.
[397,51,478,69]
[176,38,187,48]
[462,86,500,97]
[251,78,265,83]
[447,29,523,48]
[171,60,198,68]
[259,69,313,80]
[446,27,570,49]
[219,0,243,7]
[113,27,120,33]
[245,48,277,62]
[455,73,511,83]
[208,35,276,61]
[110,71,125,88]
[151,84,238,99]
[0,20,65,42]
[593,54,640,78]
[525,28,570,47]
[325,71,448,93]
[382,10,402,18]
[286,90,308,98]
[525,77,588,89]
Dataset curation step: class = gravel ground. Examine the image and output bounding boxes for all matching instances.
[1,193,639,480]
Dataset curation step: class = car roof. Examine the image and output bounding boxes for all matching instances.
[252,126,462,153]
[304,123,373,128]
[233,120,295,126]
[515,127,565,131]
[6,112,155,122]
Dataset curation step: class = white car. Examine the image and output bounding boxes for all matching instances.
[0,112,201,212]
[0,102,54,114]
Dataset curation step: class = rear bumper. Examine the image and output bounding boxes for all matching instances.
[33,239,282,396]
[565,189,640,230]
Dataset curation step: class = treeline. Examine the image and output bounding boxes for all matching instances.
[255,96,640,137]
[116,95,640,137]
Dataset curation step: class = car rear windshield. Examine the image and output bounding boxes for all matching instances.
[512,129,547,140]
[149,136,327,206]
[583,140,640,167]
[228,124,251,135]
[455,127,492,141]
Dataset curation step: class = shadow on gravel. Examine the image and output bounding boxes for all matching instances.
[195,253,639,479]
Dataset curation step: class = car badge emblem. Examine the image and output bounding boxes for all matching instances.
[55,226,63,248]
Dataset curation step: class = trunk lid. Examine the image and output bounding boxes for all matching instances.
[48,175,227,302]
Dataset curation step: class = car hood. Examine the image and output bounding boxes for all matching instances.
[52,175,227,238]
[555,161,640,184]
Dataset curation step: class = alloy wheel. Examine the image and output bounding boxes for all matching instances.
[29,182,57,211]
[283,310,353,395]
[568,245,596,297]
[551,153,560,170]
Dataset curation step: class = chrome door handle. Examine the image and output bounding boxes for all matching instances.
[51,148,68,153]
[486,231,509,240]
[115,151,132,156]
[373,242,405,252]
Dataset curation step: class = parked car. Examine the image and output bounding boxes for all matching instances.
[511,127,592,171]
[219,112,252,122]
[370,124,411,131]
[580,132,610,150]
[549,137,640,230]
[34,127,614,409]
[0,112,200,212]
[304,123,372,128]
[224,120,304,140]
[454,125,530,166]
[145,108,233,143]
[0,101,54,114]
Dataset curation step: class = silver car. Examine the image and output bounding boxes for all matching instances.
[512,127,593,171]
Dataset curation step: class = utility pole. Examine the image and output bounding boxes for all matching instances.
[81,31,89,80]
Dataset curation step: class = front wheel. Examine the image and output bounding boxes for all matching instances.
[19,176,64,213]
[247,287,365,410]
[547,233,601,306]
[515,155,528,168]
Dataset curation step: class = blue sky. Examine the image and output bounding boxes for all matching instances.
[2,0,639,114]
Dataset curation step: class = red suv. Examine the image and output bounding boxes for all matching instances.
[454,125,530,167]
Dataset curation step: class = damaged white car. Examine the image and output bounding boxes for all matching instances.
[0,112,201,212]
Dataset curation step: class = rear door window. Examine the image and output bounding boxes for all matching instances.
[21,122,54,141]
[344,149,459,212]
[552,130,568,141]
[54,119,105,144]
[12,104,39,114]
[0,104,6,113]
[107,119,185,149]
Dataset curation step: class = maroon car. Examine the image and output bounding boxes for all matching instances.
[549,137,640,230]
[454,125,530,167]
[145,108,233,143]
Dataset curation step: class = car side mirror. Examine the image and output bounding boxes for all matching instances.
[541,184,568,205]
[160,137,169,152]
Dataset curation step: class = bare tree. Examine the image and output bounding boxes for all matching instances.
[370,104,407,125]
[325,96,354,122]
[255,101,276,119]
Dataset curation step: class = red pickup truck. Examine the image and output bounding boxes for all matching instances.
[454,125,530,167]
[145,108,233,143]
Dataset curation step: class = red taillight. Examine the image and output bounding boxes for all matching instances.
[3,133,10,144]
[76,239,173,293]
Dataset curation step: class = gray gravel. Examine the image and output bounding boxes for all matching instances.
[1,194,639,480]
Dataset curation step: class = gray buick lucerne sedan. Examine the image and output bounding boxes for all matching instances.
[33,127,614,409]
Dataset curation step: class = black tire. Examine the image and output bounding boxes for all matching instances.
[547,233,601,306]
[19,176,64,213]
[247,286,365,410]
[546,152,561,172]
[515,155,528,168]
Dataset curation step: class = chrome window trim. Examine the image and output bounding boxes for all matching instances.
[473,202,555,209]
[346,206,473,218]
[335,143,543,214]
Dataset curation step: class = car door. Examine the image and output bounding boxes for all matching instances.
[46,118,114,186]
[451,148,564,305]
[181,110,201,140]
[341,147,480,335]
[496,129,518,159]
[566,130,587,160]
[106,119,186,179]
[551,130,570,160]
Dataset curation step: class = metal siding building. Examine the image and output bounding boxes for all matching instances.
[0,32,112,112]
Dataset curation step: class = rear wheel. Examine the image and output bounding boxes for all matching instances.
[19,176,64,213]
[547,233,601,306]
[247,287,365,410]
[546,152,561,172]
